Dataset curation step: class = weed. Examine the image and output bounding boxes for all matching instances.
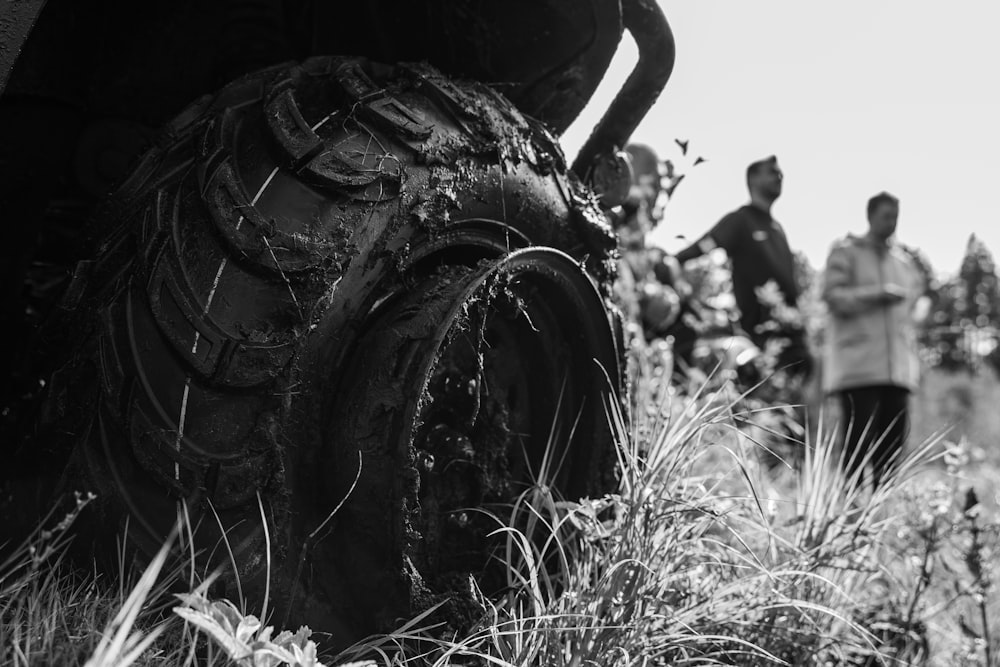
[7,363,1000,665]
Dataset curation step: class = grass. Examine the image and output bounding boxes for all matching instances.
[2,362,999,665]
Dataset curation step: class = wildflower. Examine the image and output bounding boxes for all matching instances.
[754,279,805,331]
[174,594,330,667]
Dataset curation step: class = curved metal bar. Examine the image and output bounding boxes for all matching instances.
[0,0,48,96]
[570,0,675,178]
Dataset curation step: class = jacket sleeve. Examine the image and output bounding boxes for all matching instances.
[675,213,742,264]
[674,238,707,264]
[822,244,882,317]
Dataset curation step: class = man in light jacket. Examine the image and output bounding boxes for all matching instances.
[822,191,924,488]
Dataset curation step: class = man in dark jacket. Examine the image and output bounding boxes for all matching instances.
[674,155,811,380]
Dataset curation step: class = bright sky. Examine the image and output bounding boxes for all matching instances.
[561,1,1000,278]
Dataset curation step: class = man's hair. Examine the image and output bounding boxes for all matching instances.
[867,191,899,218]
[746,155,778,187]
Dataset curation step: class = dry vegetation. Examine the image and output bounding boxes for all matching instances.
[2,361,999,666]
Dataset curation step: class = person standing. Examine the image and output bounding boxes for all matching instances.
[674,155,811,380]
[821,191,924,487]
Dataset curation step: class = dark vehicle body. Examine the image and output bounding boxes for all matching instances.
[1,0,675,646]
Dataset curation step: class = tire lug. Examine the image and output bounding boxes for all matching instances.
[453,434,475,460]
[417,450,435,472]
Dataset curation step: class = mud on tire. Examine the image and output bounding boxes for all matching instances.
[50,56,625,644]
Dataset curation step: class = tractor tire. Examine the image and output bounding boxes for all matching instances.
[47,56,625,646]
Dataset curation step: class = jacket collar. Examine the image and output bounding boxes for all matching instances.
[849,232,896,250]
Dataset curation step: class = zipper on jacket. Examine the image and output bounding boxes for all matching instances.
[877,247,894,384]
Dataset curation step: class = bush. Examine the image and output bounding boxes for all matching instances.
[4,361,1000,666]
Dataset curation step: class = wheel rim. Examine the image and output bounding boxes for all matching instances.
[321,247,622,632]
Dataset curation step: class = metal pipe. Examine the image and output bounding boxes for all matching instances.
[571,0,675,179]
[0,0,49,97]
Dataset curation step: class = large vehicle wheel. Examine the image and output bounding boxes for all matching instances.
[48,56,625,645]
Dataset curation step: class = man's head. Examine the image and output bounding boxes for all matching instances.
[866,191,899,242]
[746,155,783,203]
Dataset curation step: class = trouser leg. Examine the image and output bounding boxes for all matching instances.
[839,388,878,482]
[778,331,814,382]
[869,386,910,487]
[839,385,909,487]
